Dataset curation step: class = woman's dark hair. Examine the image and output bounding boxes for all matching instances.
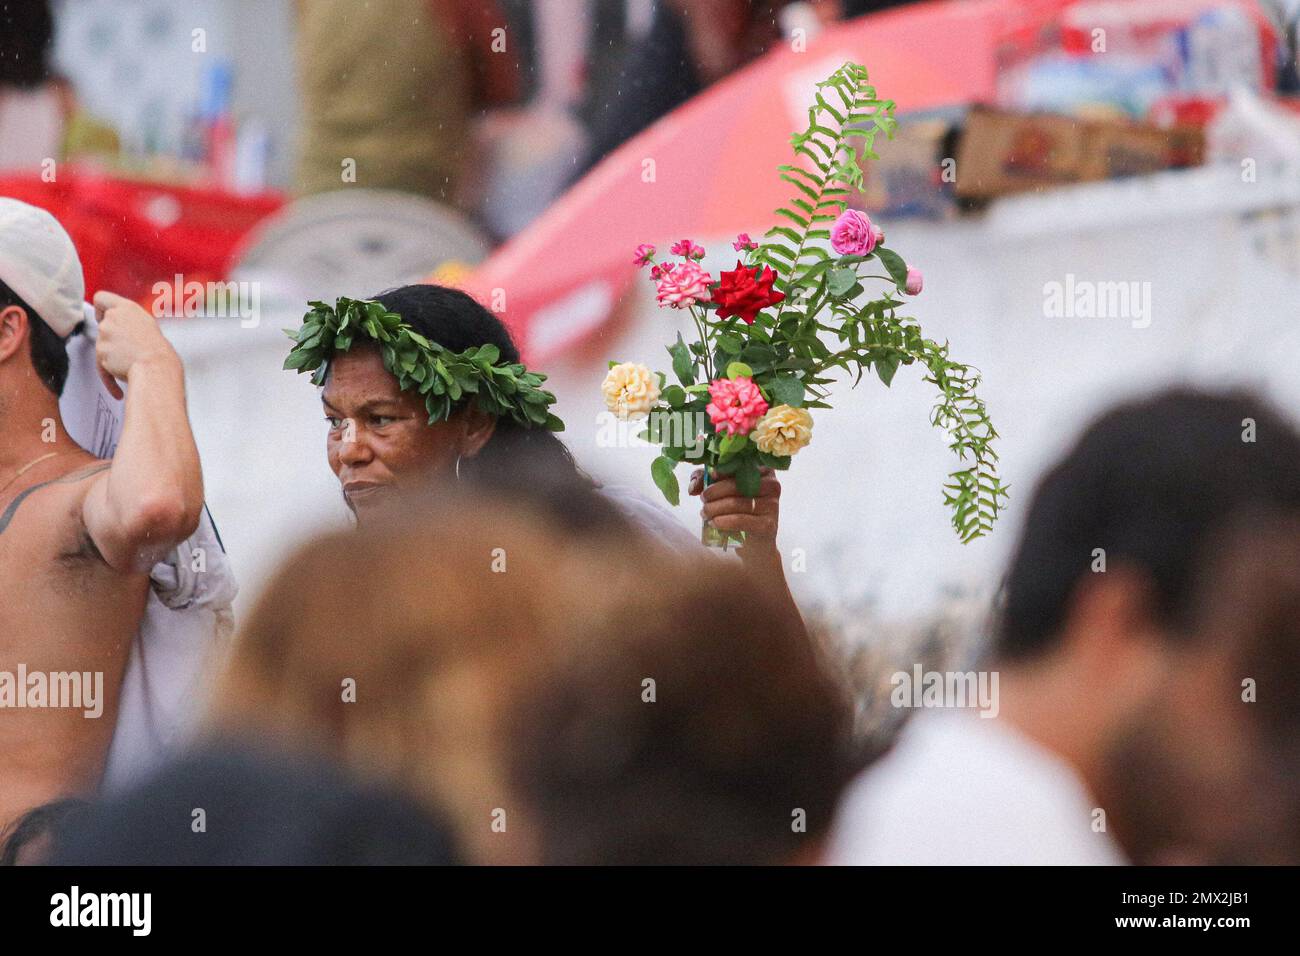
[0,0,56,88]
[0,277,71,396]
[372,283,593,489]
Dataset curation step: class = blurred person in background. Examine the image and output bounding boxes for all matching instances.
[573,0,910,180]
[0,0,69,172]
[0,0,118,172]
[60,472,845,864]
[830,388,1300,864]
[310,283,803,612]
[294,0,515,202]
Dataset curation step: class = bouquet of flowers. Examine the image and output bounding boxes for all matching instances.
[602,61,1008,547]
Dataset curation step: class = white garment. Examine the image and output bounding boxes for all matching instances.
[59,306,239,792]
[0,85,63,173]
[598,482,704,553]
[828,710,1127,865]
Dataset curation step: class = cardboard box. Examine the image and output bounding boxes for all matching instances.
[855,117,960,219]
[953,106,1203,200]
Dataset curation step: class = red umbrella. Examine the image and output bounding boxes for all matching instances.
[461,0,1065,363]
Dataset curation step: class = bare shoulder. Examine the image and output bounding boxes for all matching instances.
[0,459,111,555]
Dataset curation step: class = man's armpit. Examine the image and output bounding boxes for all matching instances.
[0,462,111,539]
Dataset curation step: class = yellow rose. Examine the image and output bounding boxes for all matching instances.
[753,404,813,456]
[601,362,661,419]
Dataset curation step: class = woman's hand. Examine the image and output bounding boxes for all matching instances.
[689,466,782,547]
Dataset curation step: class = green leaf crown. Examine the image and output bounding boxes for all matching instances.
[283,296,564,431]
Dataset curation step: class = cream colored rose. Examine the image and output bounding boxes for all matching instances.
[753,404,813,456]
[601,362,661,419]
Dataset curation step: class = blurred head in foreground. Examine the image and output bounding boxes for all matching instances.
[49,745,457,866]
[1106,511,1300,864]
[0,798,88,865]
[831,387,1300,865]
[994,388,1300,862]
[207,475,848,864]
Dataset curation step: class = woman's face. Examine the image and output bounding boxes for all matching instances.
[322,346,470,520]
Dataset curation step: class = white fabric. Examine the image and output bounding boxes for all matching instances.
[0,86,63,173]
[0,197,84,338]
[828,710,1127,865]
[598,482,703,553]
[60,304,239,793]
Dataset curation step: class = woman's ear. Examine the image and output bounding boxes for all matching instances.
[459,404,498,459]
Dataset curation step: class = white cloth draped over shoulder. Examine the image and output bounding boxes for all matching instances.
[597,482,704,554]
[59,304,239,793]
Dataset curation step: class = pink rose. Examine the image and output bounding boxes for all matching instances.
[830,209,877,257]
[871,223,885,247]
[670,238,706,260]
[706,376,769,437]
[732,232,759,252]
[905,267,924,296]
[632,243,656,267]
[649,261,675,281]
[656,260,713,308]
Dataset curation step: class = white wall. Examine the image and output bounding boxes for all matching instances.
[165,164,1300,623]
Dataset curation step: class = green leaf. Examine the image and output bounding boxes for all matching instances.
[668,333,695,386]
[661,384,686,407]
[718,333,744,355]
[719,433,749,458]
[875,247,909,291]
[726,361,753,380]
[769,375,805,407]
[828,267,858,297]
[651,455,680,506]
[875,353,900,386]
[735,457,762,498]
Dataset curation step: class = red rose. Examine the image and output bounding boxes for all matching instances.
[710,261,786,325]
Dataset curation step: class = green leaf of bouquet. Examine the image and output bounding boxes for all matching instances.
[718,333,744,355]
[735,457,762,498]
[875,247,909,291]
[669,334,695,386]
[719,433,749,458]
[662,385,687,407]
[875,352,901,387]
[769,374,805,407]
[726,361,753,380]
[828,267,858,298]
[651,455,680,507]
[757,452,793,470]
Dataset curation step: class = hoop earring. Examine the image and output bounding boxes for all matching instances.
[454,455,462,482]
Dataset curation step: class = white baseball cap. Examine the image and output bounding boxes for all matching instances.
[0,197,86,339]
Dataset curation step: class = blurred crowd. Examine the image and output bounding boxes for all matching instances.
[294,0,913,238]
[2,0,1299,869]
[1,0,912,239]
[2,381,1298,866]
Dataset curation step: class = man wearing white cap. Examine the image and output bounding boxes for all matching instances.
[0,198,204,828]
